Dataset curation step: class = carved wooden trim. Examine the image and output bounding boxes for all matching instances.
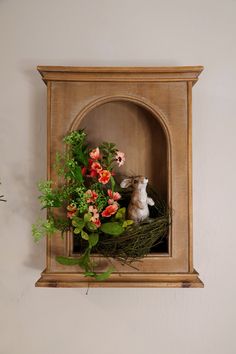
[38,66,203,84]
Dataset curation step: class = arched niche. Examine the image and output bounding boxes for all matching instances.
[72,98,170,202]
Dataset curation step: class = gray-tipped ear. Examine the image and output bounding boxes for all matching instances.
[120,178,132,188]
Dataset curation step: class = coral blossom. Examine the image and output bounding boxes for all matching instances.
[85,190,98,203]
[66,204,77,219]
[91,161,102,172]
[98,170,111,184]
[89,147,101,160]
[101,203,118,217]
[107,189,121,202]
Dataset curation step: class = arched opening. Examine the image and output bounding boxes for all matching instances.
[72,99,170,254]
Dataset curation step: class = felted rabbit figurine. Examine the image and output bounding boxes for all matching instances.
[120,176,154,223]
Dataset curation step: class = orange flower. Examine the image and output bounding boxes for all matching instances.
[91,161,102,172]
[89,147,101,160]
[66,204,77,219]
[67,203,77,212]
[98,170,111,184]
[67,211,76,219]
[101,203,118,217]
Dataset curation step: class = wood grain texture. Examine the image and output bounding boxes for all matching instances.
[37,66,203,84]
[36,66,204,288]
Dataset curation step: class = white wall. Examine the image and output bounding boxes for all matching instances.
[0,1,235,353]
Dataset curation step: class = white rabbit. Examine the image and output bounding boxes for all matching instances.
[120,176,154,223]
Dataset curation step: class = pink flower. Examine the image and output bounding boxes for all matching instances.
[116,151,125,167]
[88,205,101,227]
[107,189,121,202]
[91,161,102,172]
[89,147,101,160]
[98,170,111,184]
[86,190,98,203]
[89,205,99,219]
[101,203,118,217]
[93,218,101,228]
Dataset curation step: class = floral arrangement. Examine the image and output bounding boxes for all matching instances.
[33,130,170,280]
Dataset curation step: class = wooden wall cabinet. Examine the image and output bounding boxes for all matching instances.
[36,66,204,288]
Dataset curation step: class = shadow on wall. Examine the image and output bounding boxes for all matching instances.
[20,60,47,270]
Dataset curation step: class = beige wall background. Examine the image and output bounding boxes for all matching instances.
[0,0,235,353]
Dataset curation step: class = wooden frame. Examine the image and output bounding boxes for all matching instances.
[35,66,204,288]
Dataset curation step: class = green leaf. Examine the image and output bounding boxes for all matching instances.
[81,230,89,240]
[32,218,57,242]
[84,267,114,281]
[110,175,115,192]
[88,233,99,248]
[100,222,124,236]
[56,256,81,265]
[84,271,96,277]
[115,207,126,220]
[84,212,92,223]
[86,221,97,232]
[74,227,81,234]
[72,217,85,230]
[74,165,83,183]
[123,219,134,228]
[94,267,114,281]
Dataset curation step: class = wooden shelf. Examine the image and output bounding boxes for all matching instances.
[35,65,204,288]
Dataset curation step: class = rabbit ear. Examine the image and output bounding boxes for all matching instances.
[120,178,132,188]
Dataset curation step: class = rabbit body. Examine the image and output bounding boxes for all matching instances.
[120,176,154,223]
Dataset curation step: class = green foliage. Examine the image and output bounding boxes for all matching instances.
[84,267,114,281]
[115,207,126,220]
[72,217,85,230]
[84,212,92,222]
[94,190,109,212]
[99,142,117,170]
[86,221,97,232]
[56,256,81,265]
[110,175,115,192]
[32,217,56,242]
[122,220,134,228]
[100,222,124,236]
[38,181,62,208]
[63,130,88,167]
[115,207,134,228]
[81,230,89,240]
[75,186,89,213]
[88,233,99,248]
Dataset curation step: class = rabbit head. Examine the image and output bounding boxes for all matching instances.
[120,176,148,191]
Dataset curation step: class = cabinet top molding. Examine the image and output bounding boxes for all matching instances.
[37,65,204,84]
